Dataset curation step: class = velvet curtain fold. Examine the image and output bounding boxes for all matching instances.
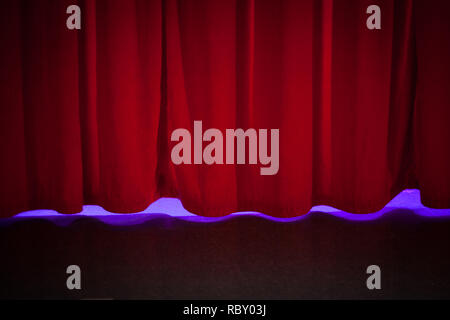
[0,0,448,218]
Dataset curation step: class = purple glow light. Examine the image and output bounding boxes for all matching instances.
[2,189,450,227]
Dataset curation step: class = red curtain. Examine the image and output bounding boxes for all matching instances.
[0,0,449,218]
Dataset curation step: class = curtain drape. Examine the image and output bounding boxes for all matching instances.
[0,0,449,218]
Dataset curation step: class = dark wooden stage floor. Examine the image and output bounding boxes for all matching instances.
[1,209,450,299]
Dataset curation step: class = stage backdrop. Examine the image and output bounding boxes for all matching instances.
[0,0,449,218]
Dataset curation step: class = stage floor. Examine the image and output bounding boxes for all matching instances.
[1,190,450,299]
